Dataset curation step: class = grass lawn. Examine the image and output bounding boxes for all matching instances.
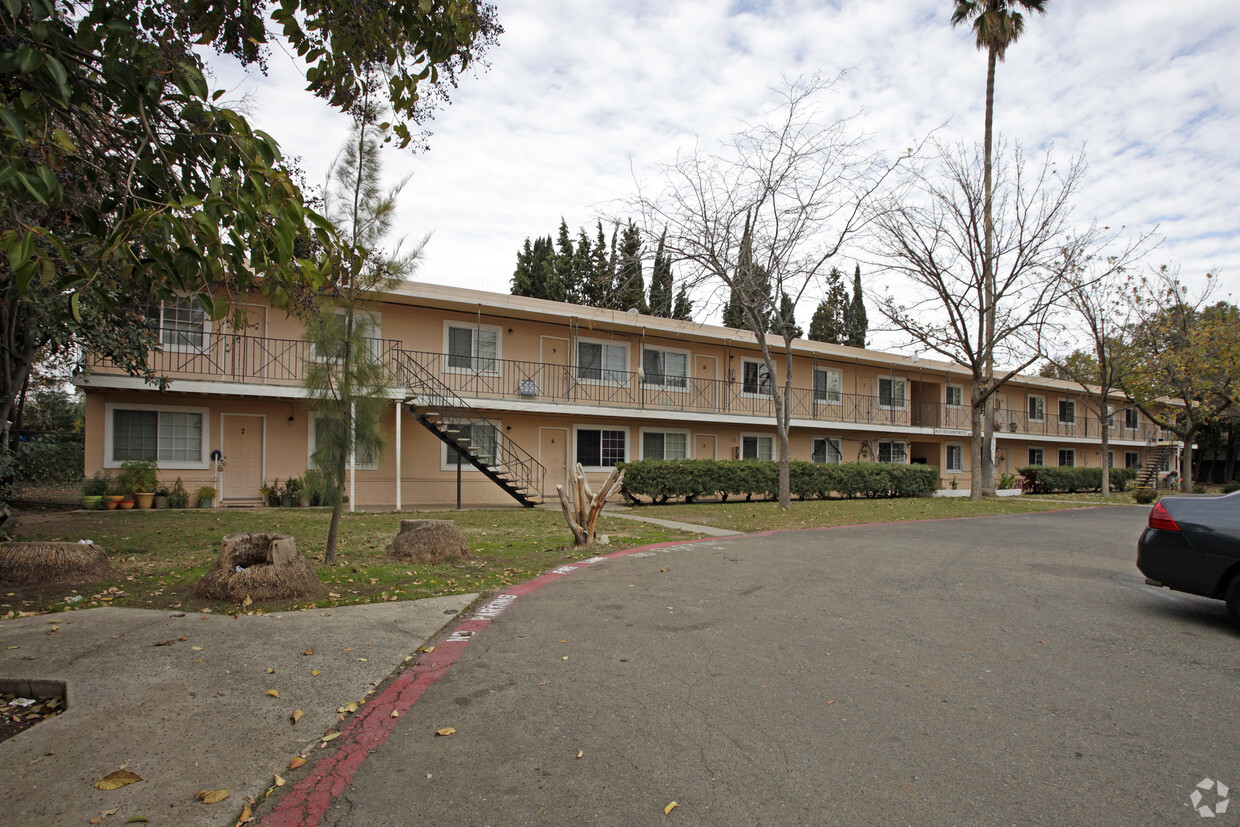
[624,492,1141,534]
[2,507,698,618]
[2,491,1150,618]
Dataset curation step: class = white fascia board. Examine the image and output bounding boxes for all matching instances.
[79,375,405,400]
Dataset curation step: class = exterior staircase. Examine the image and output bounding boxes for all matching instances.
[1135,442,1174,489]
[394,352,544,507]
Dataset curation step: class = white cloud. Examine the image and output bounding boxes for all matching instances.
[206,0,1240,325]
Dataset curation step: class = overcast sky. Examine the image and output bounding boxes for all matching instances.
[208,0,1238,346]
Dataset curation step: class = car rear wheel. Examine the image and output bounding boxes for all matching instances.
[1227,575,1240,628]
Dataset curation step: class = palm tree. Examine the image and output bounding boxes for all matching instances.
[951,0,1047,496]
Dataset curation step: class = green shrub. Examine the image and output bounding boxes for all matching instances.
[1223,481,1240,495]
[1132,487,1158,504]
[115,458,159,495]
[11,440,84,484]
[619,459,937,503]
[1017,466,1135,494]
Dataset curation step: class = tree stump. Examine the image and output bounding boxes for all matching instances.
[387,519,470,564]
[195,532,325,603]
[0,541,113,586]
[557,463,625,546]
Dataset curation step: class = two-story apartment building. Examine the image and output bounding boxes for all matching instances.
[78,281,1174,508]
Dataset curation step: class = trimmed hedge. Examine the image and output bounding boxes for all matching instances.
[618,459,938,504]
[11,440,84,485]
[1017,465,1137,494]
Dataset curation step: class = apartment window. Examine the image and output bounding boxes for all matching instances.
[1058,448,1075,467]
[577,340,628,384]
[813,368,842,404]
[1107,451,1115,469]
[946,384,964,408]
[1058,400,1076,424]
[1028,396,1045,422]
[108,405,205,466]
[310,415,379,471]
[811,437,842,464]
[641,347,688,388]
[441,422,499,469]
[1125,452,1139,469]
[445,323,499,374]
[742,360,771,396]
[1106,406,1115,428]
[153,298,208,350]
[1124,408,1139,430]
[877,440,907,464]
[642,430,688,460]
[1028,447,1044,466]
[741,434,775,461]
[576,428,627,467]
[946,443,963,473]
[878,377,907,409]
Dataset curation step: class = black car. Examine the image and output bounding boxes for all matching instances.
[1137,490,1240,625]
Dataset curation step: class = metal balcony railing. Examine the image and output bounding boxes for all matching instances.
[84,333,1164,441]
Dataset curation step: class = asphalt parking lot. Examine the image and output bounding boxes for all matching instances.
[320,506,1240,826]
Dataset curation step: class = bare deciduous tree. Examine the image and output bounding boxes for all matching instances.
[1045,233,1155,495]
[871,141,1087,498]
[630,75,903,508]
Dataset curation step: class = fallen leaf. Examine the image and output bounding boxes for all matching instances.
[435,726,456,736]
[265,689,279,698]
[101,809,118,817]
[321,731,341,742]
[664,801,679,815]
[311,669,320,676]
[826,699,836,705]
[266,668,275,674]
[289,757,306,770]
[242,596,252,607]
[192,646,203,651]
[238,802,252,822]
[301,647,314,656]
[417,645,435,654]
[576,750,584,759]
[95,770,143,790]
[390,710,400,718]
[290,709,303,724]
[125,818,148,824]
[154,639,177,646]
[273,774,285,787]
[561,656,569,661]
[195,789,229,804]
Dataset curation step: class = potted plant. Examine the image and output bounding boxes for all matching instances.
[153,484,169,509]
[116,459,159,509]
[195,484,217,508]
[104,476,126,510]
[82,471,109,510]
[280,476,302,508]
[167,478,190,509]
[260,480,280,507]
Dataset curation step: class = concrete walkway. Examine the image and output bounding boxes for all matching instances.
[0,597,474,826]
[537,502,744,538]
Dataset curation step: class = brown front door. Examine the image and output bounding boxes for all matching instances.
[222,415,264,501]
[540,427,569,500]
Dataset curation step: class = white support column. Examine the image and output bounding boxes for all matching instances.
[395,400,402,511]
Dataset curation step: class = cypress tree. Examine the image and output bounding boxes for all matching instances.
[648,230,674,317]
[774,293,802,339]
[571,227,593,305]
[808,267,847,343]
[548,219,573,303]
[512,238,536,297]
[529,236,555,299]
[583,221,613,308]
[845,264,867,348]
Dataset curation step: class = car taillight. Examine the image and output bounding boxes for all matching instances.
[1148,501,1180,531]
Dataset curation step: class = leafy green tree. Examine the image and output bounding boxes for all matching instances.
[952,0,1048,490]
[550,219,575,304]
[648,231,674,317]
[305,95,419,564]
[582,222,615,308]
[1122,270,1240,487]
[0,0,499,471]
[613,221,647,313]
[845,264,868,347]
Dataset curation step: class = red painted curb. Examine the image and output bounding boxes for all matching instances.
[258,536,712,827]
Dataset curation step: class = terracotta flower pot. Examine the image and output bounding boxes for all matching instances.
[119,498,135,510]
[104,496,123,510]
[134,492,155,509]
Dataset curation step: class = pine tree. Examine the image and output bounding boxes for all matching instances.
[582,221,613,308]
[613,221,647,313]
[512,238,536,297]
[808,267,848,343]
[774,293,802,339]
[672,283,694,321]
[571,227,593,305]
[648,230,674,317]
[530,236,555,299]
[846,264,868,348]
[550,219,574,303]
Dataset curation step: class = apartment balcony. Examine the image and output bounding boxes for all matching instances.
[82,332,1163,442]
